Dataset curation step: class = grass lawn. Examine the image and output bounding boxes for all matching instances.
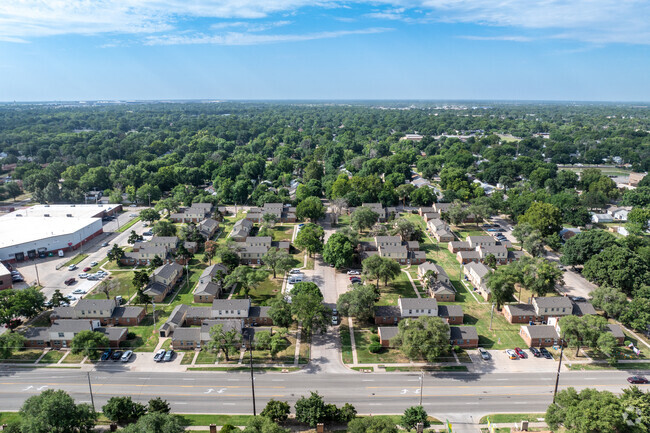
[250,333,296,364]
[85,271,136,300]
[119,315,159,352]
[479,414,545,423]
[38,350,65,364]
[179,352,195,365]
[64,253,89,267]
[0,413,21,425]
[354,324,411,364]
[567,362,650,371]
[0,349,43,363]
[176,414,255,427]
[384,365,468,372]
[340,322,353,364]
[299,330,310,364]
[465,302,525,350]
[61,352,86,364]
[376,272,418,306]
[272,225,294,242]
[187,366,299,372]
[232,272,282,306]
[453,224,487,240]
[195,350,219,364]
[116,216,141,233]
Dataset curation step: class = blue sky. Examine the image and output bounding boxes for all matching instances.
[1,1,649,101]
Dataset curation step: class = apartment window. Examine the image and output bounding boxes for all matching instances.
[58,333,64,338]
[409,309,412,314]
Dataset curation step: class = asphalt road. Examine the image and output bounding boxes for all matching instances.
[1,368,646,421]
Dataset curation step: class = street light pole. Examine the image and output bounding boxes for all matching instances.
[419,371,424,406]
[34,262,40,286]
[249,335,256,416]
[489,302,495,331]
[552,340,565,404]
[87,372,95,412]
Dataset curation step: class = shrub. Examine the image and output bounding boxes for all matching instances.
[370,335,380,343]
[368,342,382,353]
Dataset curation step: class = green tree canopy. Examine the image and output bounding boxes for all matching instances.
[18,389,97,433]
[546,388,625,433]
[394,316,450,362]
[260,399,291,423]
[560,230,617,266]
[322,232,355,269]
[336,283,376,322]
[71,330,110,357]
[583,245,650,295]
[262,247,294,279]
[401,406,430,430]
[294,223,325,257]
[518,201,562,237]
[121,412,185,433]
[351,206,379,232]
[295,196,325,222]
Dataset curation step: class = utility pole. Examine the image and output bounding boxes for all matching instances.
[552,340,565,404]
[87,372,95,412]
[152,302,156,334]
[489,302,495,331]
[419,371,424,406]
[34,262,40,286]
[148,193,151,208]
[249,335,256,415]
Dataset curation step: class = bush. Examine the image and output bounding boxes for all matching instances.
[370,335,380,343]
[220,424,240,433]
[368,342,382,353]
[453,345,460,353]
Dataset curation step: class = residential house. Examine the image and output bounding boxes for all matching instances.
[245,203,296,223]
[144,262,184,303]
[378,245,409,264]
[399,297,438,318]
[559,228,582,241]
[418,207,436,216]
[417,262,455,302]
[169,203,213,223]
[192,264,229,302]
[463,262,492,301]
[211,298,250,319]
[448,241,472,253]
[357,203,397,223]
[422,212,441,222]
[450,326,479,348]
[503,297,595,324]
[433,203,453,214]
[235,236,290,265]
[51,298,145,326]
[198,218,219,239]
[591,213,613,224]
[401,134,423,142]
[477,244,508,265]
[457,250,480,264]
[24,319,127,349]
[438,305,464,325]
[607,207,631,222]
[122,244,171,266]
[230,219,253,241]
[378,326,399,347]
[467,236,496,249]
[519,325,560,348]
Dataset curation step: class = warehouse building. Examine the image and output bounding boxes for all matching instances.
[0,204,121,262]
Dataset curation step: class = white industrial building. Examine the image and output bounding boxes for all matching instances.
[0,204,121,262]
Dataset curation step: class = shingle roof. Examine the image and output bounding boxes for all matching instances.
[375,236,402,243]
[112,306,144,318]
[185,307,212,319]
[458,250,480,259]
[201,264,228,279]
[212,298,251,311]
[523,325,560,339]
[166,304,189,326]
[51,306,75,319]
[450,326,478,341]
[200,319,243,340]
[438,304,463,317]
[50,319,93,333]
[505,304,536,316]
[102,327,127,341]
[572,301,597,316]
[249,306,271,319]
[154,262,183,281]
[379,245,408,253]
[74,299,116,312]
[464,262,491,278]
[171,327,201,342]
[378,326,399,341]
[533,297,573,310]
[607,324,625,339]
[22,327,50,341]
[195,280,221,296]
[144,281,169,296]
[375,305,400,317]
[467,236,495,244]
[399,297,438,311]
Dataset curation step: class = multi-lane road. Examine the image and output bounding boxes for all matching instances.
[1,368,646,422]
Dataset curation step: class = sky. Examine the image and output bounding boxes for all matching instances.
[1,1,649,102]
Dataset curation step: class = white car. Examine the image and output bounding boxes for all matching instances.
[97,270,108,276]
[289,269,302,275]
[78,273,88,279]
[505,349,518,360]
[72,289,87,295]
[129,213,137,217]
[90,261,98,267]
[347,270,361,275]
[68,264,77,271]
[65,295,77,301]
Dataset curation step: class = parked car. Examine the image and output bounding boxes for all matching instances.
[514,347,526,359]
[90,261,98,267]
[64,278,76,285]
[97,271,108,276]
[11,270,20,276]
[530,347,541,357]
[332,308,338,316]
[143,231,153,236]
[289,269,302,274]
[346,270,361,275]
[163,350,175,362]
[569,296,586,302]
[478,348,490,360]
[72,289,87,295]
[505,349,518,360]
[101,242,109,247]
[87,275,99,281]
[100,350,112,361]
[65,295,77,301]
[12,276,24,282]
[154,349,166,362]
[627,376,649,384]
[331,315,338,325]
[121,350,133,362]
[129,213,137,217]
[298,223,305,227]
[349,278,362,284]
[83,267,91,272]
[68,264,77,271]
[540,347,553,359]
[111,350,123,361]
[78,273,88,279]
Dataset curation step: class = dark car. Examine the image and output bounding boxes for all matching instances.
[627,376,649,384]
[153,349,166,362]
[64,278,76,285]
[111,350,123,361]
[570,296,586,302]
[530,347,541,357]
[163,350,175,362]
[100,350,112,361]
[349,278,362,284]
[540,347,553,359]
[514,347,526,359]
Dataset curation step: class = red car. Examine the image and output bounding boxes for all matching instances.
[627,376,649,384]
[83,267,92,272]
[514,347,526,359]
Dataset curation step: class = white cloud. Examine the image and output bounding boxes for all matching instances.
[210,20,292,31]
[0,0,648,44]
[459,35,532,42]
[144,27,392,45]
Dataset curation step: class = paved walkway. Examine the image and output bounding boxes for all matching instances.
[293,324,302,366]
[401,267,421,298]
[348,317,359,365]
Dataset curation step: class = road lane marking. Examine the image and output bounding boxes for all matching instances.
[0,382,284,389]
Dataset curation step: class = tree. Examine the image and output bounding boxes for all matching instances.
[410,187,436,206]
[203,240,218,265]
[522,229,546,257]
[512,223,534,251]
[329,198,348,225]
[107,244,125,264]
[485,267,514,310]
[102,396,147,425]
[207,323,241,361]
[348,416,397,433]
[590,286,627,319]
[0,288,46,327]
[243,416,290,433]
[50,289,67,307]
[4,182,22,201]
[139,208,161,224]
[294,223,325,257]
[149,255,164,270]
[136,183,162,205]
[515,256,564,297]
[71,330,110,357]
[597,332,619,360]
[392,218,417,241]
[484,253,497,269]
[269,297,293,328]
[121,412,185,433]
[152,220,177,237]
[620,297,650,332]
[583,245,650,295]
[394,316,450,362]
[322,232,355,269]
[351,206,379,232]
[224,266,267,297]
[445,201,468,225]
[560,230,617,266]
[128,230,143,244]
[220,250,240,272]
[396,184,415,206]
[546,388,624,433]
[294,392,327,427]
[263,247,294,279]
[147,398,171,414]
[290,282,330,335]
[137,289,153,314]
[518,202,562,237]
[378,258,401,287]
[154,198,180,217]
[338,403,357,423]
[18,389,96,433]
[296,196,325,222]
[337,284,376,322]
[401,406,430,430]
[261,399,291,423]
[0,331,26,361]
[362,254,384,291]
[627,207,650,234]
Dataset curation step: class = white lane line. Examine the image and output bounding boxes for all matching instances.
[362,379,374,382]
[175,402,188,405]
[368,403,383,406]
[227,379,239,381]
[222,403,236,406]
[183,379,195,381]
[271,379,284,382]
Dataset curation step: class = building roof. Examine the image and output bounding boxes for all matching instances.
[607,324,625,339]
[467,236,496,244]
[112,306,144,318]
[438,304,463,317]
[378,326,399,341]
[201,319,243,338]
[505,303,536,316]
[479,244,508,254]
[186,307,212,319]
[166,304,189,327]
[22,327,50,341]
[195,280,221,296]
[523,325,560,339]
[406,241,420,249]
[375,305,400,317]
[201,264,228,279]
[399,297,438,311]
[246,236,272,244]
[449,241,471,249]
[241,245,268,254]
[458,250,480,259]
[379,245,408,254]
[234,219,253,228]
[144,281,170,297]
[51,306,75,319]
[249,306,271,319]
[375,236,402,243]
[151,236,179,245]
[572,301,597,316]
[74,299,117,312]
[212,298,251,311]
[464,261,491,278]
[153,262,183,281]
[102,327,128,341]
[533,297,573,310]
[171,327,201,342]
[50,319,94,333]
[450,326,478,341]
[418,262,447,277]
